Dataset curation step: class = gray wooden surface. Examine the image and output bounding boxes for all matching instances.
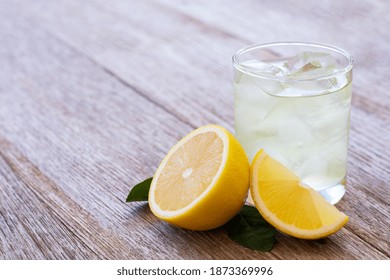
[0,0,389,259]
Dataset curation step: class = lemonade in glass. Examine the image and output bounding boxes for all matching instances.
[232,42,353,204]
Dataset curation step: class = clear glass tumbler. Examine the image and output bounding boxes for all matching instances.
[232,42,353,204]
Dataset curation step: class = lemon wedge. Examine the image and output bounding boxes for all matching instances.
[250,149,348,239]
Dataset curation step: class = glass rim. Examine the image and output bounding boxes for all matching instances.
[232,41,354,82]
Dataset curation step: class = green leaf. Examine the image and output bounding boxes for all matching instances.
[224,205,275,252]
[126,177,153,202]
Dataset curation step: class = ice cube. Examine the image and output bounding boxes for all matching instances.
[240,60,285,77]
[281,52,350,95]
[299,146,347,192]
[285,52,336,77]
[239,60,286,96]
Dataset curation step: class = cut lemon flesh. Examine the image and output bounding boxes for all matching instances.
[250,149,348,239]
[154,132,223,211]
[149,125,250,231]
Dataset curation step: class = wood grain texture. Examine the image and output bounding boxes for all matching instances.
[0,0,389,259]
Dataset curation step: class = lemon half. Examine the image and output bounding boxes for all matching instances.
[149,125,250,231]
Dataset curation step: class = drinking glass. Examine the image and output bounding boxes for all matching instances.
[232,42,353,204]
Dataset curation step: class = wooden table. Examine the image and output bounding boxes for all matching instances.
[1,0,389,260]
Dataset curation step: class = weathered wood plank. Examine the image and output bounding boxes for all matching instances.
[0,143,99,259]
[15,0,240,129]
[0,0,389,259]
